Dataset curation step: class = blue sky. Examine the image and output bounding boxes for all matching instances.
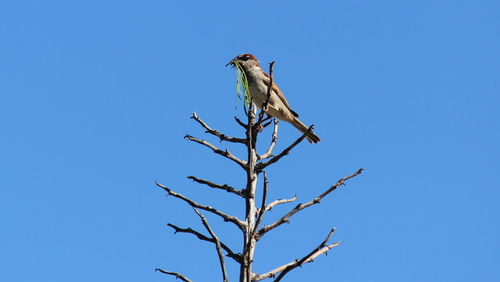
[1,1,499,281]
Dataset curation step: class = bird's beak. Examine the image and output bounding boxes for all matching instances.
[225,58,237,67]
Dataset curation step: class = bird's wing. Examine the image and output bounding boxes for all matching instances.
[263,72,299,117]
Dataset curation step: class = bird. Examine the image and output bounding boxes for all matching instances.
[227,53,320,143]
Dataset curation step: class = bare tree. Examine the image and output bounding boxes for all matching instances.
[155,62,363,282]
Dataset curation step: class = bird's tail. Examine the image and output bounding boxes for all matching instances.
[291,118,320,143]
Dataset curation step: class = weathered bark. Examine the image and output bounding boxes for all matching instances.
[240,105,258,282]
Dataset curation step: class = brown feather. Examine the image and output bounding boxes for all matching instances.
[291,117,320,143]
[262,73,299,117]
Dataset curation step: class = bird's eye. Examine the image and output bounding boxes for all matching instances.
[241,55,249,61]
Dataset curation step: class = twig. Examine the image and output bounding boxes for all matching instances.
[246,98,256,149]
[254,228,339,281]
[192,112,246,144]
[253,171,269,234]
[193,208,229,282]
[187,176,245,198]
[257,168,364,239]
[274,229,338,281]
[155,182,246,231]
[234,116,247,128]
[185,135,247,170]
[264,62,275,109]
[258,119,279,160]
[262,119,274,128]
[256,62,275,125]
[255,126,313,173]
[255,115,273,131]
[265,195,297,212]
[167,223,241,263]
[155,268,192,282]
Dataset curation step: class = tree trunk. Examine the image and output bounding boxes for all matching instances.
[240,106,258,282]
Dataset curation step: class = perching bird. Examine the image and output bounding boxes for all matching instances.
[227,54,320,143]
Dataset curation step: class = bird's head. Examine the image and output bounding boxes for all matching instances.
[226,54,260,70]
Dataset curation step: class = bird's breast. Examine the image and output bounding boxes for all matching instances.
[248,79,269,106]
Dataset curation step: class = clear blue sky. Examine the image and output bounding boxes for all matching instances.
[1,1,499,281]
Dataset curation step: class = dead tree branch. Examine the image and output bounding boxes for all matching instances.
[234,116,247,128]
[193,208,229,282]
[255,126,313,173]
[254,171,269,233]
[254,228,339,281]
[192,112,246,144]
[185,135,247,170]
[155,268,192,282]
[257,168,364,239]
[156,182,246,231]
[265,195,297,212]
[258,119,279,161]
[167,223,241,263]
[187,176,244,198]
[256,62,275,126]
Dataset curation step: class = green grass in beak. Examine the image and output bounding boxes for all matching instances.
[235,63,251,107]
